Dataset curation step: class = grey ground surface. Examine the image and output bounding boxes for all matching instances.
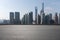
[0,25,60,40]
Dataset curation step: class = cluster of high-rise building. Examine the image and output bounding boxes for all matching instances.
[1,3,60,25]
[34,3,60,25]
[10,11,33,24]
[21,12,33,24]
[10,12,21,24]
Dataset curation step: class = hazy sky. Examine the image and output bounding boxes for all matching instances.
[0,0,60,20]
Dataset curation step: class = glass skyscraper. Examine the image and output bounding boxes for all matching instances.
[15,12,20,24]
[10,12,14,24]
[35,7,38,24]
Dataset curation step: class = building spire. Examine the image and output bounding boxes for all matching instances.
[40,2,44,14]
[42,2,44,13]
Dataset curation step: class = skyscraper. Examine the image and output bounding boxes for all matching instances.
[35,7,38,24]
[15,12,20,24]
[42,13,45,24]
[45,14,49,24]
[40,2,45,24]
[55,12,58,24]
[58,13,60,24]
[29,12,33,24]
[49,13,52,24]
[22,15,26,24]
[38,14,41,24]
[49,13,52,20]
[10,12,14,24]
[25,14,29,24]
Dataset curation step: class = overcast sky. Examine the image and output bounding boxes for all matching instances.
[0,0,60,20]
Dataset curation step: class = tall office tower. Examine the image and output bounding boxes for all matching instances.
[15,12,20,24]
[42,13,45,24]
[10,12,14,24]
[40,2,45,24]
[55,12,58,24]
[49,13,52,20]
[45,15,50,24]
[49,13,52,24]
[22,15,25,24]
[58,13,60,24]
[29,12,33,24]
[38,14,41,24]
[22,14,29,24]
[25,14,29,24]
[35,7,38,24]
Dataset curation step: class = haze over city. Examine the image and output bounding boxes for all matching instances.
[0,0,60,20]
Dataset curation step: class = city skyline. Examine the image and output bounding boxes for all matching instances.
[0,0,60,20]
[3,2,59,25]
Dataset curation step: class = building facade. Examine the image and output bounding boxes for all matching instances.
[15,12,20,24]
[35,7,38,24]
[40,3,45,24]
[54,12,58,24]
[10,12,14,24]
[29,12,33,24]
